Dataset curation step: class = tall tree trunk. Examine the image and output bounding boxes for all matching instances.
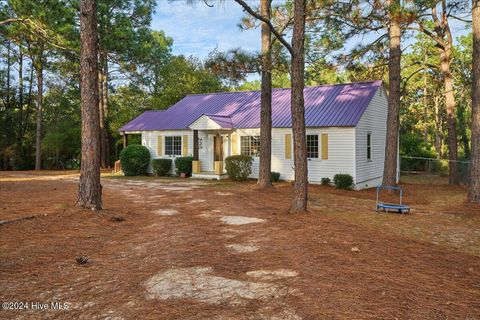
[258,0,272,188]
[423,53,428,143]
[440,43,459,184]
[289,0,308,213]
[99,51,110,168]
[434,95,442,158]
[24,63,34,138]
[6,40,11,110]
[102,56,110,166]
[17,47,24,145]
[34,60,43,171]
[469,0,480,203]
[78,0,102,210]
[382,0,401,186]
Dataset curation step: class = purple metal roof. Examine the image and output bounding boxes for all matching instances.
[119,81,383,132]
[204,114,233,128]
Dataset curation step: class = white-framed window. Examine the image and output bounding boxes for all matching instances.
[165,136,182,156]
[240,136,260,157]
[306,134,319,158]
[367,132,372,161]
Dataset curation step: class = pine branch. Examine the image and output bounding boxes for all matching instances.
[233,0,293,55]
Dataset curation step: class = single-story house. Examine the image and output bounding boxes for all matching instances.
[119,80,396,189]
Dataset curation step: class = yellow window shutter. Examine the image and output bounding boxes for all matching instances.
[322,133,328,160]
[182,135,189,156]
[157,135,163,156]
[285,134,292,159]
[231,133,238,155]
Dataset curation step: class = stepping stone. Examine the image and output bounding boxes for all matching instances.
[220,216,265,225]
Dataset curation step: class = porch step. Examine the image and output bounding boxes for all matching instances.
[191,172,228,180]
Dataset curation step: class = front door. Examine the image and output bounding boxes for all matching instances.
[213,134,223,166]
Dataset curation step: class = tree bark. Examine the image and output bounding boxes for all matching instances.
[17,47,24,145]
[434,95,443,158]
[289,0,308,213]
[440,43,459,184]
[78,0,102,210]
[469,0,480,203]
[382,0,401,187]
[257,0,273,188]
[99,51,110,168]
[34,59,43,171]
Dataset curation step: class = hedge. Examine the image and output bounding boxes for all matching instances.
[225,155,253,181]
[174,156,193,176]
[321,177,331,186]
[151,158,172,176]
[119,144,151,176]
[333,174,353,190]
[270,171,280,182]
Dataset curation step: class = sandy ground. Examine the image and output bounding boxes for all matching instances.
[1,171,480,319]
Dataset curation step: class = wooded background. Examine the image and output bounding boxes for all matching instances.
[0,0,474,175]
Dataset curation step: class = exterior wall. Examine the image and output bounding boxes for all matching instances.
[354,87,388,189]
[234,127,356,183]
[189,115,222,130]
[138,88,388,189]
[142,130,193,174]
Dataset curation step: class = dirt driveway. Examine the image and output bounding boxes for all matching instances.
[1,171,480,319]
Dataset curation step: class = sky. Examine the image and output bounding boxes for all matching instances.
[151,1,472,63]
[152,1,262,60]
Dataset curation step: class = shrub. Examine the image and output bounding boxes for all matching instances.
[333,174,353,190]
[225,155,253,181]
[321,177,331,186]
[119,144,151,176]
[174,156,193,176]
[151,158,172,176]
[270,171,281,182]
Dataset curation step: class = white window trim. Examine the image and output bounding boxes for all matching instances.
[306,134,320,160]
[367,132,372,162]
[165,135,182,157]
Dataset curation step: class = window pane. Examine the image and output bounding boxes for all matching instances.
[367,133,371,160]
[240,136,251,156]
[165,136,182,155]
[251,136,260,157]
[165,136,173,155]
[306,135,318,158]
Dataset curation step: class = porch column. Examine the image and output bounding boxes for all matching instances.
[192,130,201,174]
[123,134,128,148]
[193,130,199,160]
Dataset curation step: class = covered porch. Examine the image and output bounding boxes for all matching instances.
[189,114,237,180]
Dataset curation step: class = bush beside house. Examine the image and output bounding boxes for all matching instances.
[151,159,172,176]
[270,171,280,182]
[225,155,253,181]
[119,144,151,176]
[174,157,193,176]
[333,174,353,190]
[321,177,331,186]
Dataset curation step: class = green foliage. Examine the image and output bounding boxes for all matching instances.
[42,120,81,169]
[270,171,281,182]
[333,174,353,190]
[225,155,253,181]
[174,156,193,176]
[321,177,331,186]
[153,56,224,109]
[151,158,172,176]
[119,144,151,176]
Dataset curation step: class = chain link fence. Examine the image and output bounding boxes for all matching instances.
[400,156,471,185]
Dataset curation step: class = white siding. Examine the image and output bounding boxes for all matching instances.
[235,128,261,177]
[189,115,222,130]
[142,130,193,174]
[354,87,388,189]
[235,127,356,182]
